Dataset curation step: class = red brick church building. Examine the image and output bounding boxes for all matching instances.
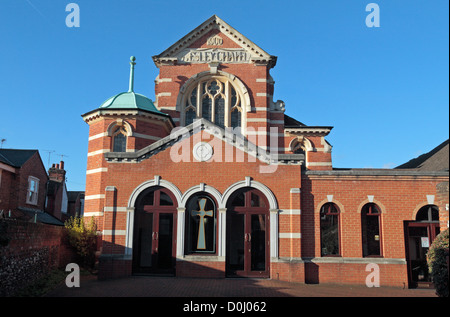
[82,15,449,288]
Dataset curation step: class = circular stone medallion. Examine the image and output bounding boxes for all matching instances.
[193,142,214,162]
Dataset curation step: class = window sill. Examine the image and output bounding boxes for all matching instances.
[179,255,224,262]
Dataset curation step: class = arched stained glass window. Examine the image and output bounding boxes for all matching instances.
[185,107,196,126]
[231,107,241,131]
[202,95,212,121]
[215,96,225,128]
[184,77,242,129]
[112,127,127,152]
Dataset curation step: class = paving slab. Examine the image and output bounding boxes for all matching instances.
[45,274,438,298]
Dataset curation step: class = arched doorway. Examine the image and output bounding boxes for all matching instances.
[132,186,177,275]
[405,204,440,288]
[226,187,270,278]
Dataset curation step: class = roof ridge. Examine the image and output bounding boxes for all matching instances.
[0,152,14,166]
[395,139,449,170]
[0,149,38,167]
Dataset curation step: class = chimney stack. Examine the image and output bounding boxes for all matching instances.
[48,161,66,183]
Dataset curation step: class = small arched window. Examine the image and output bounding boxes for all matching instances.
[416,205,439,222]
[184,77,242,132]
[112,126,127,152]
[289,138,306,155]
[320,203,340,256]
[361,203,382,257]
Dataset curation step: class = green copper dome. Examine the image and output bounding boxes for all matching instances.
[98,56,167,116]
[99,91,163,114]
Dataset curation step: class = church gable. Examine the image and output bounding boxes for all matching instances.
[153,15,277,68]
[188,28,241,49]
[151,15,331,170]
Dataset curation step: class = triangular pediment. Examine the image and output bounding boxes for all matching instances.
[152,15,277,68]
[104,118,303,165]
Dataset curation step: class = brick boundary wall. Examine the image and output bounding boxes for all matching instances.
[0,219,77,296]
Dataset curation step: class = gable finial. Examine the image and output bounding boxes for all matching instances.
[128,56,136,92]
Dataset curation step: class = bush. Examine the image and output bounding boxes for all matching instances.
[64,216,97,268]
[14,269,67,297]
[427,229,448,297]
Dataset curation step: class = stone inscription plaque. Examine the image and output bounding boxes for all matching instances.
[179,48,250,64]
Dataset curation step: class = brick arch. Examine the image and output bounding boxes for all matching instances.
[315,198,346,214]
[289,136,313,152]
[357,198,387,214]
[106,119,134,137]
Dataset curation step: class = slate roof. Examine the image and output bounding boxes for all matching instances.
[17,207,64,226]
[395,139,449,172]
[68,191,84,202]
[284,114,306,128]
[0,149,38,167]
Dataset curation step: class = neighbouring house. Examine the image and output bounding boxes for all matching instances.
[67,190,85,218]
[0,149,64,225]
[0,150,84,225]
[45,161,86,222]
[0,154,81,296]
[396,139,449,172]
[45,161,68,222]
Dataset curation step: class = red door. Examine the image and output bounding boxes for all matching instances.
[226,188,270,278]
[405,205,440,288]
[132,187,177,275]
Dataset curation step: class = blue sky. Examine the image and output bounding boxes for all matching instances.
[0,0,448,192]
